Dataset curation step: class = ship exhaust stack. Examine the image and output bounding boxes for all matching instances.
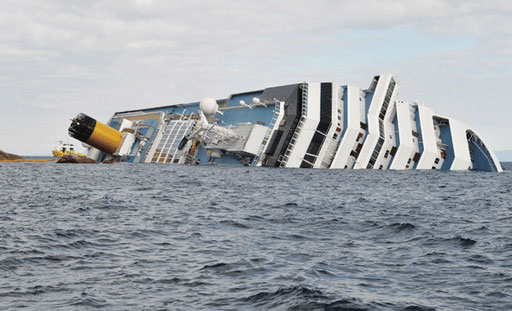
[68,113,123,154]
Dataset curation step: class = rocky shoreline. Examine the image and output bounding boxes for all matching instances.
[0,149,23,161]
[0,149,56,163]
[0,149,110,164]
[56,154,98,163]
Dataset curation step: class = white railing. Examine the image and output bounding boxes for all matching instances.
[301,83,308,116]
[467,132,493,167]
[280,116,306,167]
[279,83,308,167]
[250,101,282,167]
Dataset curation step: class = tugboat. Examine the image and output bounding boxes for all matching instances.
[52,141,83,157]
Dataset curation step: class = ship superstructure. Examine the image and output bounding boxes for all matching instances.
[69,74,502,172]
[52,141,83,158]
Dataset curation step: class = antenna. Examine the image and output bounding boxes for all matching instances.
[239,100,253,109]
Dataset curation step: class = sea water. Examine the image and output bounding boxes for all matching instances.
[1,162,511,310]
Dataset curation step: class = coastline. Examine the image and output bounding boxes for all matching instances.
[0,150,57,162]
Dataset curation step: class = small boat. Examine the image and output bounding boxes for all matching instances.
[52,141,84,157]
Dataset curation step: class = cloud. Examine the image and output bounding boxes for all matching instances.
[0,0,511,154]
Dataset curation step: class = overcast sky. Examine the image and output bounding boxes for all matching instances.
[1,0,511,155]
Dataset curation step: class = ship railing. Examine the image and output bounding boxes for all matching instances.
[154,109,201,164]
[300,82,308,116]
[467,132,493,168]
[472,141,492,168]
[300,155,315,166]
[251,101,282,167]
[279,84,308,167]
[279,115,306,167]
[161,110,189,163]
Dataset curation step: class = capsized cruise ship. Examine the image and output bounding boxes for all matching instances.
[68,74,502,172]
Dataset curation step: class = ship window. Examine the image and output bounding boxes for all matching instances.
[413,152,420,162]
[434,158,440,164]
[304,154,315,163]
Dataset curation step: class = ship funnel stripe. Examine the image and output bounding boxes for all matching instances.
[68,113,123,155]
[68,113,96,142]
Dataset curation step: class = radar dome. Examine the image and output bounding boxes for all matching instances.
[200,97,218,116]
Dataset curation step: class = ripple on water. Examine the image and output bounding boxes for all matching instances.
[0,163,511,310]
